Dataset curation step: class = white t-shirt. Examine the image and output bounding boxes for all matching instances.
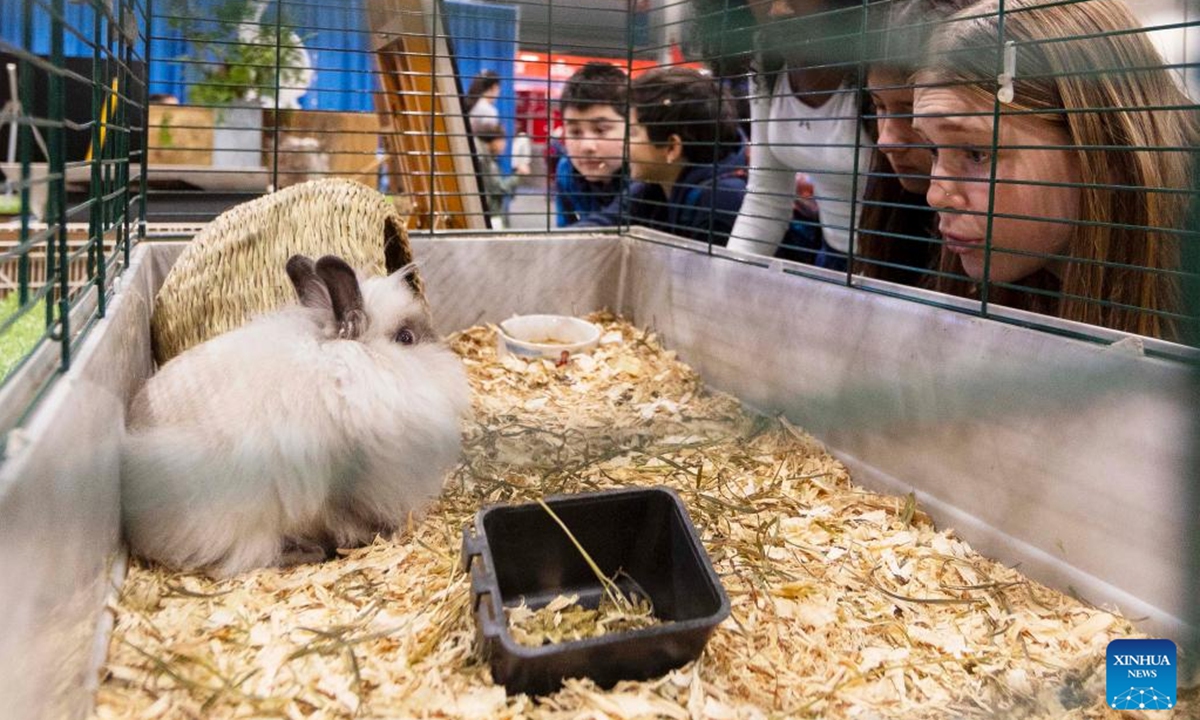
[727,72,873,256]
[469,97,499,131]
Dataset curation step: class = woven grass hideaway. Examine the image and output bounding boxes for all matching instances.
[150,179,420,365]
[93,313,1195,719]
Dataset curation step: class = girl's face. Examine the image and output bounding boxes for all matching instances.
[563,105,627,183]
[912,86,1082,285]
[867,68,931,194]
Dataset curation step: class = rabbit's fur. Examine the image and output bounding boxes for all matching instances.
[122,255,470,577]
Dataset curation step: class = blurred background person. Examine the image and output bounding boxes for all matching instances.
[475,121,529,229]
[464,69,501,132]
[720,0,876,270]
[854,0,979,286]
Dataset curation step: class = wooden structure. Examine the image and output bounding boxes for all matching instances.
[0,224,113,300]
[367,0,485,230]
[146,105,385,192]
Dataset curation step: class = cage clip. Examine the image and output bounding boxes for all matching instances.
[997,41,1017,104]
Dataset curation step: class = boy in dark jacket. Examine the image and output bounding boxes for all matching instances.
[555,62,630,226]
[577,67,746,246]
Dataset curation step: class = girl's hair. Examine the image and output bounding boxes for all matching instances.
[854,164,937,286]
[916,0,1197,341]
[692,0,874,78]
[464,70,501,114]
[856,0,979,285]
[864,0,982,73]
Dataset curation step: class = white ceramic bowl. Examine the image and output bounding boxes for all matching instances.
[497,314,601,359]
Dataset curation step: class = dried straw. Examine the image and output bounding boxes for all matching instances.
[92,313,1191,719]
[507,593,658,648]
[150,179,419,364]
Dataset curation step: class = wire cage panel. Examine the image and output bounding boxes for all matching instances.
[6,0,1195,417]
[0,0,146,435]
[621,227,1195,637]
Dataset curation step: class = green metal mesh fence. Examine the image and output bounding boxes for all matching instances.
[7,0,1183,354]
[0,3,1195,420]
[680,0,1200,358]
[0,0,146,433]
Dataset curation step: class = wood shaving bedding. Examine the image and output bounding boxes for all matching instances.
[91,313,1191,719]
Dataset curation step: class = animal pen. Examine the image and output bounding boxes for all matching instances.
[0,0,1198,718]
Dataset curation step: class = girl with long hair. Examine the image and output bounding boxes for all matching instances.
[913,0,1197,340]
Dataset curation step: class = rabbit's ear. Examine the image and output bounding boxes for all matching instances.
[387,262,419,289]
[384,219,421,295]
[315,255,367,339]
[286,254,332,310]
[384,219,407,274]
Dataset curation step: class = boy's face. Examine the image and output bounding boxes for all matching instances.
[626,108,676,186]
[563,105,626,183]
[487,136,506,156]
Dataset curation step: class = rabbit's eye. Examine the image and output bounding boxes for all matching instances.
[395,327,416,345]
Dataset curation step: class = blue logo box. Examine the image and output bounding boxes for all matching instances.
[1107,639,1177,710]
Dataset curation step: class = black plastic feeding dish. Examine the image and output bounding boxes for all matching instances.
[461,486,730,696]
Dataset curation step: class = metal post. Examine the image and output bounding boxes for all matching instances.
[49,0,70,369]
[16,0,33,308]
[272,0,283,190]
[89,0,104,315]
[138,0,151,252]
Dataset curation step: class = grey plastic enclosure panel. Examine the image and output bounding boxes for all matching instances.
[410,234,624,334]
[0,245,172,720]
[619,235,1193,638]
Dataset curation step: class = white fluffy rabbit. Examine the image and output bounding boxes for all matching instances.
[122,254,471,577]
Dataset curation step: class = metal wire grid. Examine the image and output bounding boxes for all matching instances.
[0,1,1196,395]
[134,0,1200,351]
[0,0,146,433]
[143,0,390,219]
[678,0,1200,355]
[132,0,634,228]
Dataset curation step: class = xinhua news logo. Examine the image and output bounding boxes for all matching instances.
[1106,639,1177,710]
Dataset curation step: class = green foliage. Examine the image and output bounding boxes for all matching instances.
[0,292,46,381]
[164,0,308,106]
[157,111,175,147]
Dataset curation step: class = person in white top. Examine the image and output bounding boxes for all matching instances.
[724,0,875,268]
[465,70,501,132]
